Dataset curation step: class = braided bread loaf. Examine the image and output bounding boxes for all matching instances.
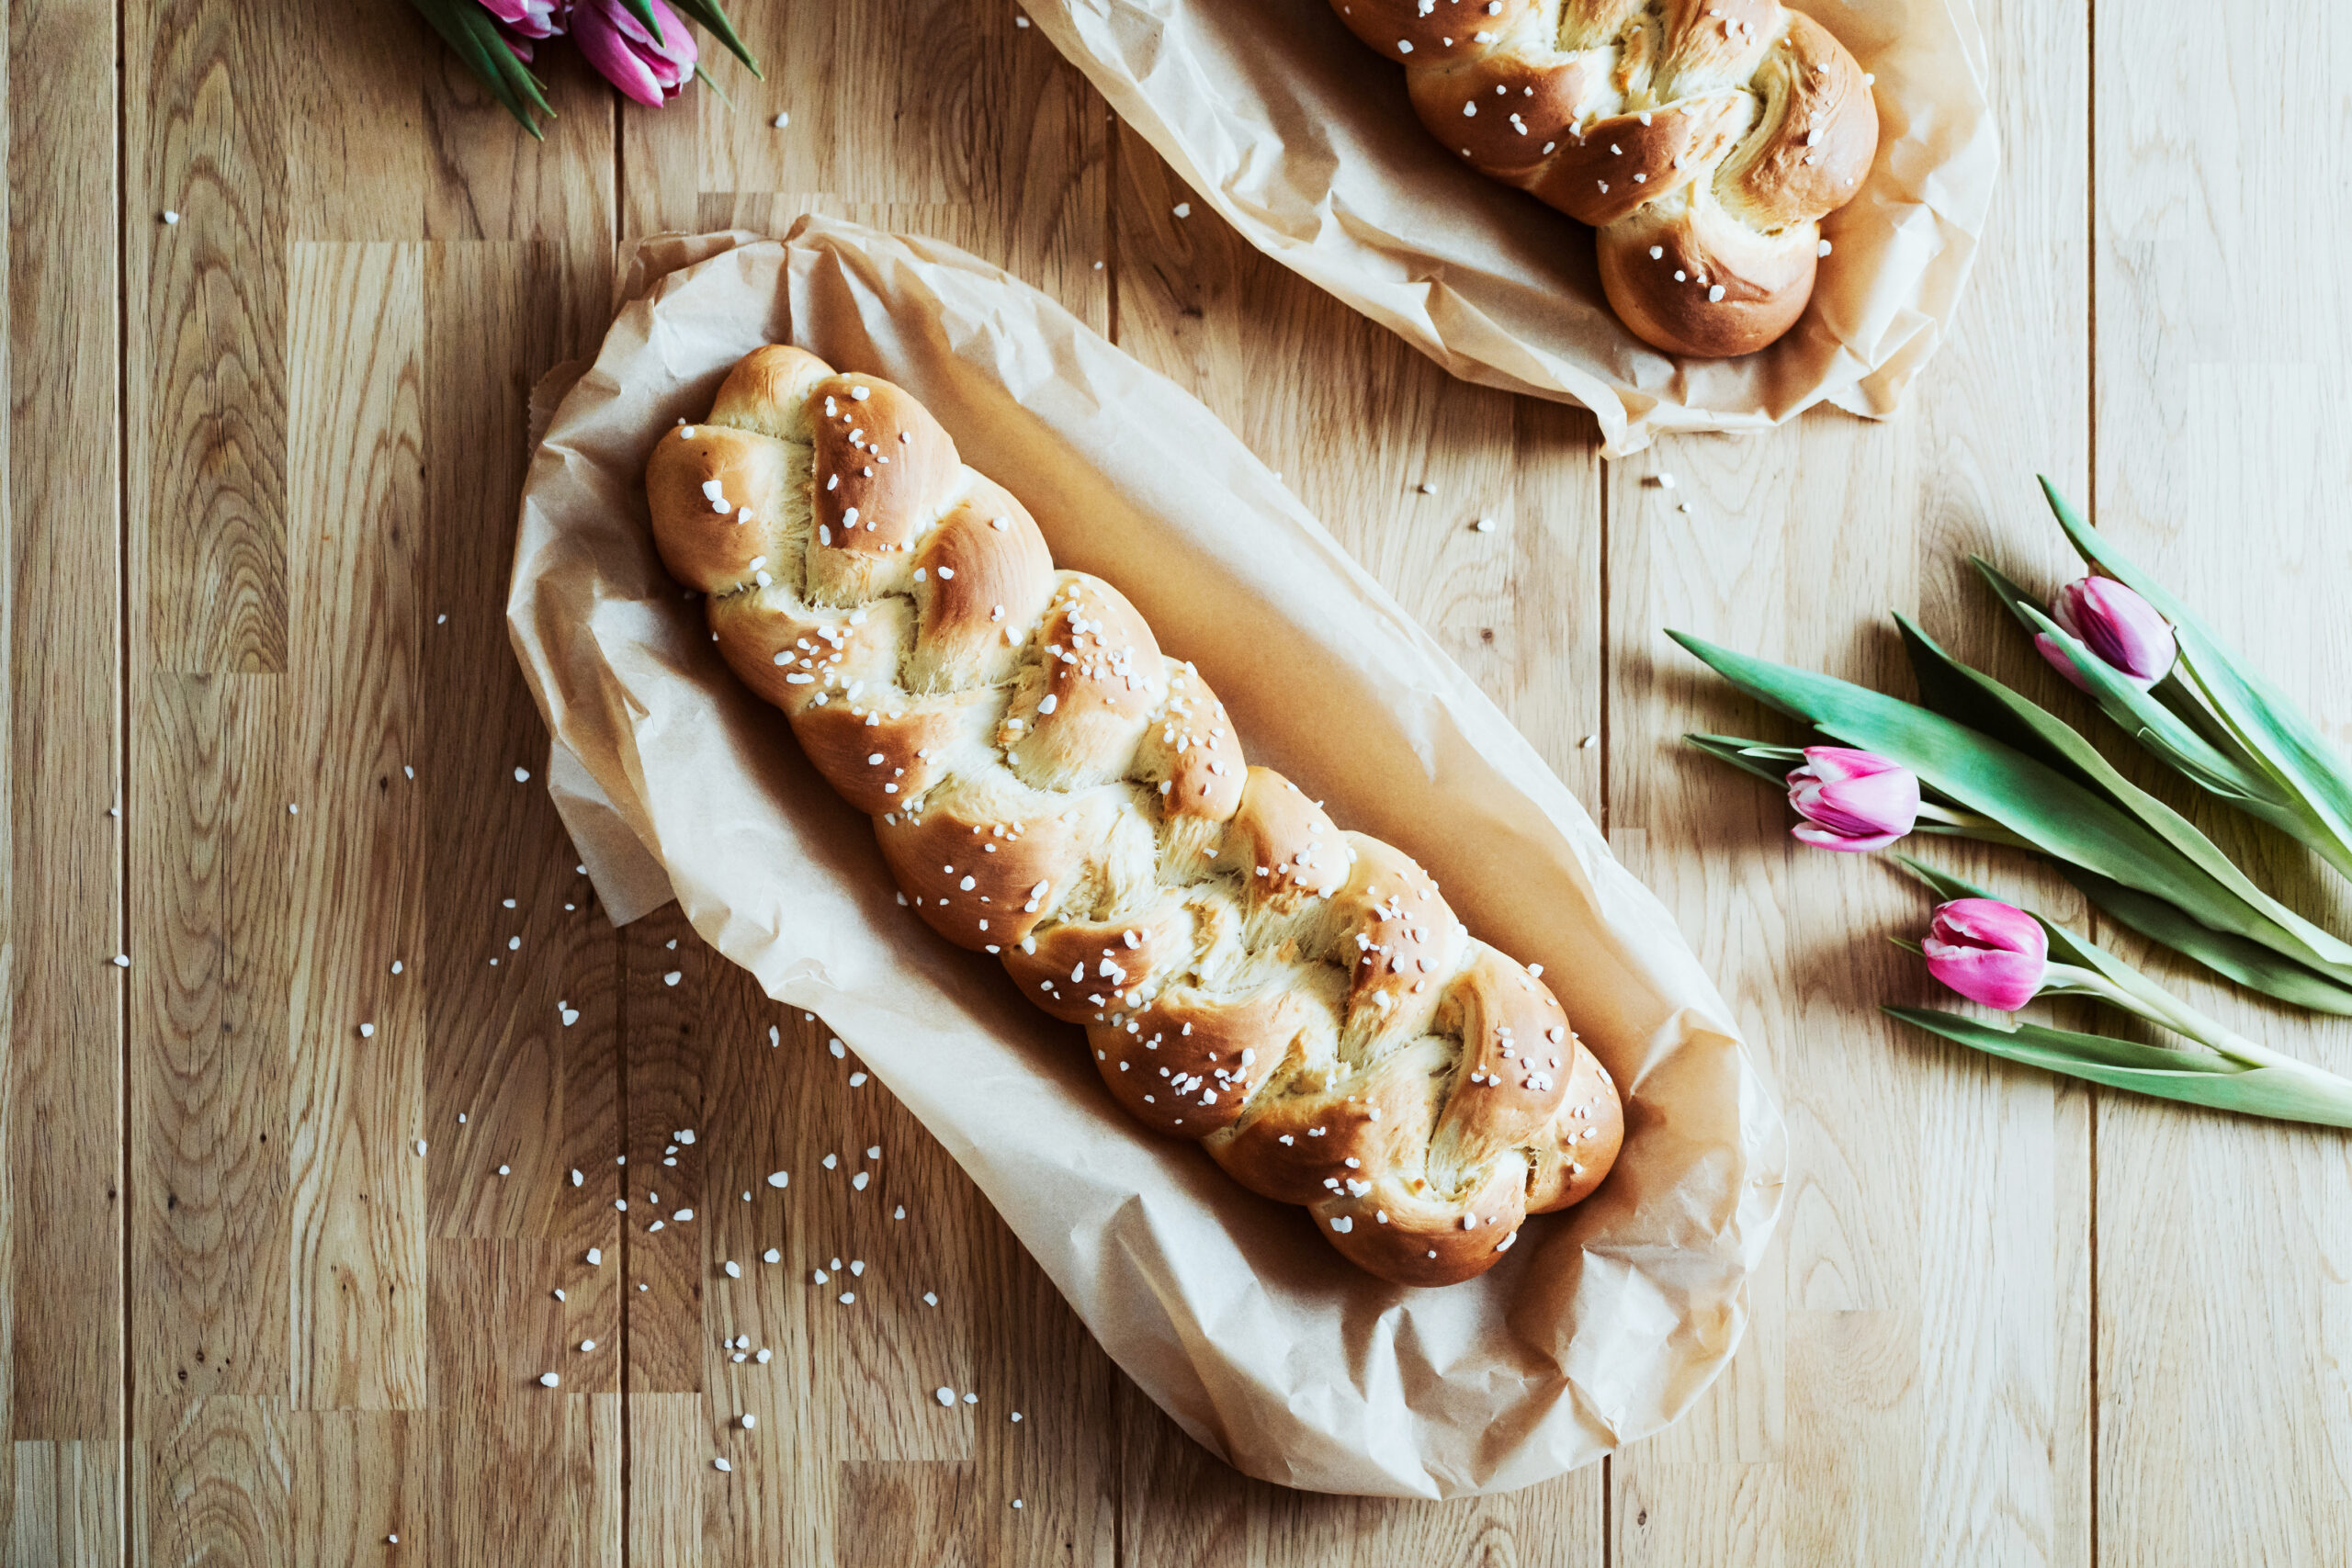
[644,345,1623,1286]
[1331,0,1878,357]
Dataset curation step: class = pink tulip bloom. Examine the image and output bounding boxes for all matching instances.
[476,0,568,39]
[2035,576,2177,692]
[1922,898,2048,1011]
[574,0,697,106]
[1785,747,1920,852]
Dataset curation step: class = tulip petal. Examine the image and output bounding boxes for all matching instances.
[2032,632,2095,693]
[1924,943,2045,1010]
[1792,823,1905,852]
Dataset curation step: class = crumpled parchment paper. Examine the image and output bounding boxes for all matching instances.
[507,217,1784,1496]
[1025,0,1996,457]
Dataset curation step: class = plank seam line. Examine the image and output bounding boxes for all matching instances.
[1595,426,1611,1568]
[2084,2,2101,1561]
[114,0,135,1553]
[1102,95,1127,1568]
[612,90,634,1568]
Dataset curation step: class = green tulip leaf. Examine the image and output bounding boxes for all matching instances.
[406,0,549,136]
[1879,617,2352,977]
[672,0,765,76]
[1885,1007,2352,1127]
[1683,733,1804,790]
[2058,866,2352,1016]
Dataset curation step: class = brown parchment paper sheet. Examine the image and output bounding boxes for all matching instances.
[507,218,1784,1497]
[1028,0,1997,457]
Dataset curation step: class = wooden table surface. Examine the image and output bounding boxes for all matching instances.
[7,0,2349,1561]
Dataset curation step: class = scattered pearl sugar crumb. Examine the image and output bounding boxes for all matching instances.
[538,1372,560,1388]
[772,111,789,128]
[935,1387,956,1407]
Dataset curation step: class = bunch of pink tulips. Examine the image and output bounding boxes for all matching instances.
[1682,480,2352,1129]
[406,0,760,135]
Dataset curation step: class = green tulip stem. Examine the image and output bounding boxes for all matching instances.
[1915,800,2036,851]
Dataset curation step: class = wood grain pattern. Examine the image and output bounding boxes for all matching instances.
[26,0,2352,1559]
[282,241,431,1415]
[127,0,290,673]
[5,20,124,1564]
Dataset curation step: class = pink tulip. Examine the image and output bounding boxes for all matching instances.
[1785,747,1920,852]
[2035,576,2177,692]
[476,0,569,39]
[573,0,697,105]
[1922,898,2048,1010]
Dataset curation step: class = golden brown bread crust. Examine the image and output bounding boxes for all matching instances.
[645,344,1624,1287]
[1331,0,1878,357]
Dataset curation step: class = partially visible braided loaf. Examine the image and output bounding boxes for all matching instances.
[645,346,1623,1286]
[1330,0,1877,357]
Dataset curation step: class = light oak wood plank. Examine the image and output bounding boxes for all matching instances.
[4,0,124,1471]
[132,673,293,1414]
[428,1241,622,1568]
[1107,118,1604,1563]
[136,1396,288,1567]
[126,0,290,673]
[288,1409,428,1565]
[2093,3,2352,1561]
[4,1442,119,1568]
[622,0,1110,324]
[628,1391,705,1567]
[412,235,629,1540]
[619,920,1120,1564]
[281,243,431,1414]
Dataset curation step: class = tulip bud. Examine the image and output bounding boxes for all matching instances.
[573,0,697,106]
[1922,898,2048,1010]
[475,0,569,39]
[2035,576,2177,691]
[1785,747,1920,852]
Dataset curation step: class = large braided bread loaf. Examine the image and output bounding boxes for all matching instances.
[645,346,1623,1286]
[1331,0,1878,357]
